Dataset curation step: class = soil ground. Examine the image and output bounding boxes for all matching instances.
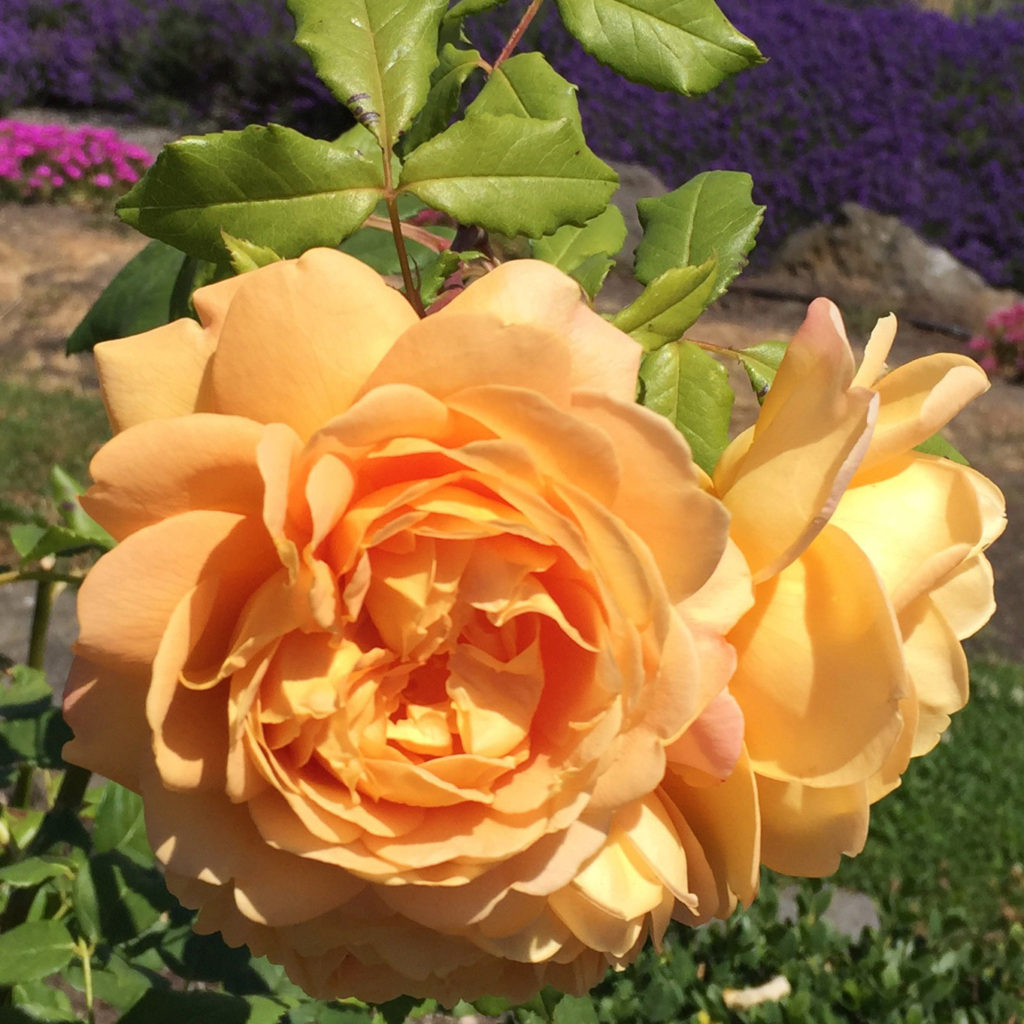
[1,191,1020,664]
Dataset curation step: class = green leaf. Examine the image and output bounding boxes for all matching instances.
[402,43,483,153]
[0,920,75,985]
[71,852,102,943]
[419,249,464,307]
[117,125,385,263]
[0,667,52,718]
[8,522,111,563]
[0,709,71,769]
[0,856,74,888]
[915,432,970,465]
[639,341,734,474]
[288,0,448,148]
[467,52,582,126]
[611,258,718,350]
[445,0,511,19]
[50,468,115,547]
[290,1001,374,1024]
[736,339,788,402]
[88,851,174,945]
[554,0,764,95]
[221,232,283,275]
[567,252,615,299]
[245,995,295,1024]
[65,241,187,354]
[92,782,152,862]
[551,994,600,1024]
[118,989,252,1024]
[7,979,75,1022]
[634,171,764,298]
[67,954,151,1011]
[399,114,617,238]
[531,204,627,280]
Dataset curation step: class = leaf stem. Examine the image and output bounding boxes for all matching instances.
[0,568,84,587]
[75,938,95,1024]
[364,214,451,253]
[692,337,743,360]
[493,0,546,70]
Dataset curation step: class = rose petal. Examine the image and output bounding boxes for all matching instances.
[731,524,905,787]
[197,249,418,437]
[84,414,265,540]
[434,259,641,402]
[756,775,869,877]
[95,319,215,432]
[716,299,877,580]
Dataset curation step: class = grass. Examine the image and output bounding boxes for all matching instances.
[0,378,109,563]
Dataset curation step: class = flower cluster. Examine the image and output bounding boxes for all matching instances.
[63,254,1003,1004]
[0,0,345,137]
[967,302,1024,381]
[0,119,151,205]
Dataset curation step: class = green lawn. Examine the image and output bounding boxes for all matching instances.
[0,380,109,553]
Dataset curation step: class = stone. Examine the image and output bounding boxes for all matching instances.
[771,202,1023,335]
[607,160,668,266]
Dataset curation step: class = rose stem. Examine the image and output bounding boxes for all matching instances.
[380,129,426,317]
[493,0,547,71]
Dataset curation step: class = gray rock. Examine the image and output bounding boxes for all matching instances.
[0,581,78,696]
[777,884,880,940]
[773,202,1022,334]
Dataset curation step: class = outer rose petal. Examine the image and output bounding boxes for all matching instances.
[196,249,419,438]
[95,318,215,432]
[757,775,869,877]
[84,414,266,540]
[434,260,641,402]
[64,253,745,1003]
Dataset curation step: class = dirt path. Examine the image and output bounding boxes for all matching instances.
[1,200,1020,662]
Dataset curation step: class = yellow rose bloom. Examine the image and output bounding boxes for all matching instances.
[712,298,1005,878]
[63,251,751,1003]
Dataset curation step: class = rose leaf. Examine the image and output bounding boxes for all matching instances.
[66,240,187,354]
[466,52,583,128]
[737,339,789,403]
[639,340,734,474]
[117,125,385,264]
[401,43,484,154]
[287,0,448,148]
[554,0,764,95]
[612,257,718,350]
[398,114,618,238]
[635,171,765,299]
[0,920,75,985]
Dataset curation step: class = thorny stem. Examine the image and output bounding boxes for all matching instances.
[493,0,547,71]
[386,194,426,317]
[381,143,426,318]
[27,578,59,672]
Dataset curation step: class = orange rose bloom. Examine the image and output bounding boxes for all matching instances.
[63,250,751,1003]
[710,298,1004,880]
